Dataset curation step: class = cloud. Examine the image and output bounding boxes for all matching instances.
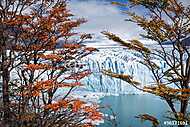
[180,0,190,6]
[68,0,144,45]
[67,0,190,46]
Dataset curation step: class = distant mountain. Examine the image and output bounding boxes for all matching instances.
[181,37,190,46]
[162,37,190,46]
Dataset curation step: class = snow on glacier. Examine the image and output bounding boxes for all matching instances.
[81,47,166,94]
[2,40,166,95]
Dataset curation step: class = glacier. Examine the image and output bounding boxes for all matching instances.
[0,35,166,95]
[81,46,166,94]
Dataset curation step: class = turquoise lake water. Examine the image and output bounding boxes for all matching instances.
[99,94,187,127]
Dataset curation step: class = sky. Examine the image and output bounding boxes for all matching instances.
[68,0,146,46]
[68,0,190,46]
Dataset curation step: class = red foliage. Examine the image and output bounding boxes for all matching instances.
[1,0,101,126]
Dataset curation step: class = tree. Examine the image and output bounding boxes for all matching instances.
[0,0,102,126]
[102,0,190,127]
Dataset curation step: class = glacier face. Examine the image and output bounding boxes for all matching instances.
[4,46,166,95]
[81,47,166,94]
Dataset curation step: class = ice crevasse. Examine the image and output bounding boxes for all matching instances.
[81,47,166,94]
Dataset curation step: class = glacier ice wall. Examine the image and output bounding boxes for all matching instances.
[81,47,166,94]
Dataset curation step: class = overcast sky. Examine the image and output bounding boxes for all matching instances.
[68,0,144,46]
[68,0,190,46]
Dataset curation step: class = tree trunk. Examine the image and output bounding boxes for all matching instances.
[180,100,188,115]
[1,50,10,122]
[166,98,188,127]
[176,99,188,127]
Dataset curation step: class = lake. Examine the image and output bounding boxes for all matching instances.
[99,94,186,127]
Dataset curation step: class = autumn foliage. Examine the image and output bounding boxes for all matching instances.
[0,0,102,126]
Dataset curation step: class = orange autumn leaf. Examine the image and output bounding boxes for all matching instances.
[83,105,102,120]
[72,100,85,112]
[57,82,82,87]
[34,80,55,90]
[31,90,41,97]
[26,64,51,70]
[63,43,82,49]
[45,103,60,111]
[82,123,94,127]
[89,111,102,121]
[18,113,36,121]
[44,99,70,111]
[58,100,69,108]
[85,47,98,52]
[38,54,63,62]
